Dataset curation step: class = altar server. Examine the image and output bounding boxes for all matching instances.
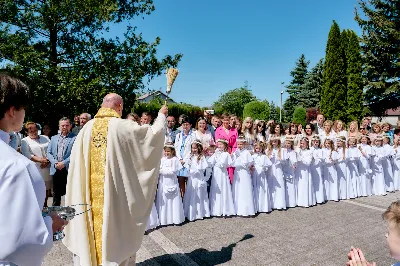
[232,135,255,216]
[266,136,287,209]
[183,140,210,221]
[358,135,373,196]
[282,136,297,207]
[208,139,235,216]
[295,137,315,207]
[322,139,339,201]
[0,74,65,266]
[310,135,326,203]
[157,143,185,225]
[252,141,272,212]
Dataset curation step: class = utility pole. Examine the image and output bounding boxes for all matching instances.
[280,82,285,123]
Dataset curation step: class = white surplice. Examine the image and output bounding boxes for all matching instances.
[183,156,210,221]
[208,151,235,216]
[252,153,272,212]
[0,130,53,266]
[20,135,52,189]
[232,149,255,216]
[146,202,159,232]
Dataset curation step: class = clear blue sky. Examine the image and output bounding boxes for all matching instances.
[110,0,362,107]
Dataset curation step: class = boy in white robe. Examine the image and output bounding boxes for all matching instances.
[0,74,66,266]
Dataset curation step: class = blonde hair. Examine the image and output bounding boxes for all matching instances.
[323,120,333,135]
[348,121,359,133]
[373,123,382,133]
[24,121,37,130]
[324,139,335,161]
[267,138,282,160]
[333,120,345,133]
[242,117,255,139]
[383,201,400,230]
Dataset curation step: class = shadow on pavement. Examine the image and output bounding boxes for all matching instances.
[138,234,254,266]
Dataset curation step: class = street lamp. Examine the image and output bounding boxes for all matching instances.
[280,82,285,123]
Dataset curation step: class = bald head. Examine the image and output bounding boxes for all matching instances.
[102,93,123,116]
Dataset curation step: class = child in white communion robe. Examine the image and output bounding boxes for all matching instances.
[357,135,373,196]
[251,141,272,213]
[156,143,185,226]
[232,135,255,216]
[183,140,210,221]
[208,138,236,216]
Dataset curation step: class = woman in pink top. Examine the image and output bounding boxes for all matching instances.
[215,113,238,182]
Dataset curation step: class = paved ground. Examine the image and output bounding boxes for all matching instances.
[43,192,400,266]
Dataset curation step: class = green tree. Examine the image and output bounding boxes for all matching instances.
[284,54,309,118]
[298,58,324,109]
[355,0,400,116]
[0,0,182,126]
[269,101,280,122]
[292,107,306,126]
[345,30,364,122]
[321,21,347,121]
[243,101,270,121]
[212,87,256,117]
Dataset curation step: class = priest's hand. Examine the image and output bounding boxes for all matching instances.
[160,105,168,116]
[50,212,69,233]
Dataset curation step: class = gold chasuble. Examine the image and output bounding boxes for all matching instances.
[90,108,120,264]
[63,106,165,266]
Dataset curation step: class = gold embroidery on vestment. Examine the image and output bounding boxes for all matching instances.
[89,108,120,264]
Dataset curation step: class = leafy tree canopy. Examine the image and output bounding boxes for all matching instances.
[0,0,182,125]
[213,87,257,117]
[292,106,306,126]
[243,101,270,121]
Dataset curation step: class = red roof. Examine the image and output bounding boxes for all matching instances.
[387,107,400,116]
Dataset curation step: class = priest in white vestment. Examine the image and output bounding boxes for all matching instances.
[63,93,167,266]
[0,74,66,266]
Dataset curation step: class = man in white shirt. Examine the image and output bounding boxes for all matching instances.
[315,114,325,134]
[0,74,66,266]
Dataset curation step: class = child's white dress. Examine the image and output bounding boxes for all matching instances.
[252,152,272,212]
[322,148,339,201]
[232,149,255,216]
[357,144,373,196]
[371,146,387,196]
[156,156,185,225]
[346,147,362,197]
[282,148,297,208]
[382,144,395,192]
[295,149,315,207]
[146,201,160,231]
[183,155,210,221]
[266,148,287,210]
[208,151,236,216]
[393,147,400,190]
[311,147,325,203]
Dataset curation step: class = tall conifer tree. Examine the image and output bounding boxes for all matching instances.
[298,58,324,109]
[345,30,364,122]
[356,0,400,116]
[321,21,347,121]
[283,54,309,119]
